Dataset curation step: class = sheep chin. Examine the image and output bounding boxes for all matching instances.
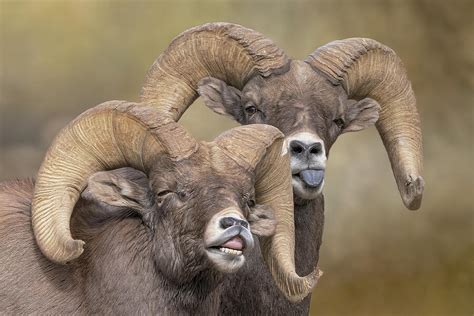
[292,176,324,200]
[205,248,246,273]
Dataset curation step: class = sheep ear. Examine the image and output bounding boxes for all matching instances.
[82,168,153,215]
[342,98,381,133]
[248,204,277,237]
[198,77,244,123]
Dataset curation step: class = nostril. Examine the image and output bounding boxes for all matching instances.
[236,219,249,229]
[220,217,235,229]
[290,141,305,155]
[220,217,234,229]
[309,143,323,155]
[219,217,249,229]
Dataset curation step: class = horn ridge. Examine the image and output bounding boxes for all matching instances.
[305,38,393,88]
[32,101,197,264]
[141,22,289,121]
[306,38,424,210]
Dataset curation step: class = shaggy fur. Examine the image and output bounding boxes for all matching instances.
[0,157,274,314]
[198,60,379,315]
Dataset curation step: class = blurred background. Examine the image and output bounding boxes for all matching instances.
[1,0,472,315]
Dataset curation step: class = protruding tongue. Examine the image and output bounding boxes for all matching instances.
[221,236,244,250]
[299,169,324,188]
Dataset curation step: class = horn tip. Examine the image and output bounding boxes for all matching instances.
[285,266,324,303]
[50,239,85,265]
[402,175,424,210]
[310,266,324,289]
[316,267,324,278]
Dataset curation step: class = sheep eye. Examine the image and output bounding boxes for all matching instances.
[247,199,256,208]
[156,190,173,197]
[333,118,345,129]
[156,190,174,207]
[243,193,255,209]
[245,105,257,115]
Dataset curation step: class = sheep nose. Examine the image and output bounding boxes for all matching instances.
[290,140,323,157]
[219,217,249,229]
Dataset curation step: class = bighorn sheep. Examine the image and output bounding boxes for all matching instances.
[0,101,321,314]
[138,22,424,314]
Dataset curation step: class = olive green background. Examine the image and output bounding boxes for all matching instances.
[0,1,472,315]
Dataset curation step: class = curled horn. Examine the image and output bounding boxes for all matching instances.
[215,125,322,302]
[141,22,289,121]
[306,38,424,210]
[32,101,198,264]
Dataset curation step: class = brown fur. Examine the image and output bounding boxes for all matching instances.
[198,60,381,315]
[0,146,275,314]
[199,60,380,152]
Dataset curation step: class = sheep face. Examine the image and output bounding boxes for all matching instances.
[82,150,276,284]
[198,60,380,200]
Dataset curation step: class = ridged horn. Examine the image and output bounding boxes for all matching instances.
[141,22,289,121]
[215,125,322,302]
[32,101,198,264]
[306,38,424,210]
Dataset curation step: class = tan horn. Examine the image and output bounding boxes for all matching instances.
[215,125,322,302]
[141,22,289,121]
[32,101,198,264]
[306,38,424,210]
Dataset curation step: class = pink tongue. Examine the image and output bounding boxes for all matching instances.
[221,236,244,250]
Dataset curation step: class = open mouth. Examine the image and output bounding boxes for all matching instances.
[208,235,245,256]
[204,213,254,273]
[293,169,325,189]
